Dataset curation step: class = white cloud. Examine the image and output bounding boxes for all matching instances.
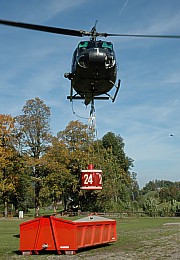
[145,12,180,35]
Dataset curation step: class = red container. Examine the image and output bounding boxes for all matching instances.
[20,215,116,255]
[80,164,102,190]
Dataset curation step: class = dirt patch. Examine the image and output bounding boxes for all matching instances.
[163,222,180,226]
[48,223,180,260]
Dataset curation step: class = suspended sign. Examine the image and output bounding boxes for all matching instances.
[80,164,102,190]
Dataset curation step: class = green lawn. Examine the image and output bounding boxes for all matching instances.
[0,216,179,259]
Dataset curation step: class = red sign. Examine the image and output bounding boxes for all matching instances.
[80,168,102,190]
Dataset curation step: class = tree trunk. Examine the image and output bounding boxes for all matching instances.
[4,201,8,218]
[63,196,67,211]
[35,181,40,217]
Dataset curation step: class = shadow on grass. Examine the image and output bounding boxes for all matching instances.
[13,234,20,238]
[13,243,112,256]
[13,250,22,255]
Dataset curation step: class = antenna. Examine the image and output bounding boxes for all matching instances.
[90,20,98,41]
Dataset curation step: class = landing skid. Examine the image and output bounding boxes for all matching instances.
[107,79,121,102]
[112,79,121,102]
[67,95,109,101]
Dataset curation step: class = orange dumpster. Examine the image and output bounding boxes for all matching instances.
[20,215,117,255]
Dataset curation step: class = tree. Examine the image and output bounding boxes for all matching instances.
[57,120,95,210]
[95,146,132,211]
[0,114,26,216]
[99,132,136,211]
[102,132,134,173]
[15,97,51,158]
[141,180,180,200]
[15,98,51,216]
[159,186,180,203]
[57,120,93,170]
[143,197,158,217]
[42,137,76,212]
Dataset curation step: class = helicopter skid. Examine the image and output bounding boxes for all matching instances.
[67,95,109,101]
[112,79,121,102]
[67,79,120,105]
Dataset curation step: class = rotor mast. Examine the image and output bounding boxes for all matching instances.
[90,20,98,42]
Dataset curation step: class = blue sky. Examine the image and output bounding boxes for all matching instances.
[0,0,180,188]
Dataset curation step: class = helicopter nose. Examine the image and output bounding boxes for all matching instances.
[89,49,106,63]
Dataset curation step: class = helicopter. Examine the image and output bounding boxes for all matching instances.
[64,21,120,106]
[0,19,180,109]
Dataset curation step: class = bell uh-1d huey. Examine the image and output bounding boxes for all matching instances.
[0,19,180,110]
[64,21,120,106]
[65,39,120,106]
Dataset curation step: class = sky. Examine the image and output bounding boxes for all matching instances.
[0,0,180,188]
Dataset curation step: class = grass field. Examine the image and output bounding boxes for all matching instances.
[0,216,179,259]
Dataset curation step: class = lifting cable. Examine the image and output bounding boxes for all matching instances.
[71,99,89,120]
[87,100,102,168]
[88,99,97,137]
[70,98,101,168]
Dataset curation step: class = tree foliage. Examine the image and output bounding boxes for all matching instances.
[15,98,51,216]
[57,121,95,210]
[102,132,134,173]
[0,114,26,216]
[41,137,75,211]
[15,97,51,158]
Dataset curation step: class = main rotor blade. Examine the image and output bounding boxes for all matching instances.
[0,19,84,37]
[104,33,180,39]
[1,19,180,39]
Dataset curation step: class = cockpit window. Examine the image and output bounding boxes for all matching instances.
[102,42,113,50]
[78,41,89,49]
[77,41,113,52]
